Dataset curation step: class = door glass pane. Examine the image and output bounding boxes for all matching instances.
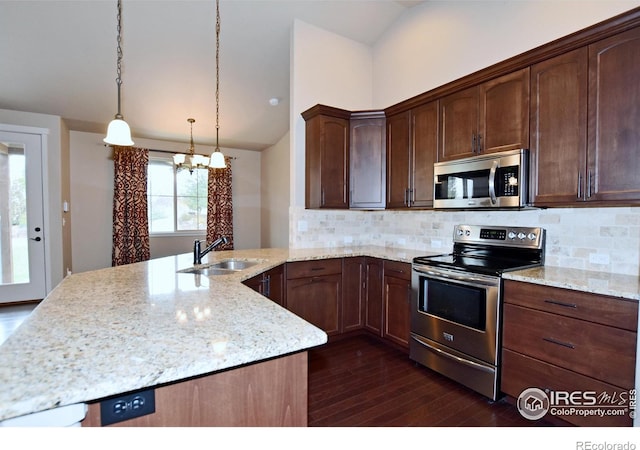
[0,144,29,285]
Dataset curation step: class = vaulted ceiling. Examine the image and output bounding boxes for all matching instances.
[0,0,424,150]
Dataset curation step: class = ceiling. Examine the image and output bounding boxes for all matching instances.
[0,0,424,151]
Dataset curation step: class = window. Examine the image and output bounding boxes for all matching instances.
[147,157,208,234]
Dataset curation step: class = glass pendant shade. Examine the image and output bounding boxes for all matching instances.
[209,150,226,168]
[103,118,134,146]
[173,153,185,165]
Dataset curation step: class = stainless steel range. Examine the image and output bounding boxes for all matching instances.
[410,224,545,401]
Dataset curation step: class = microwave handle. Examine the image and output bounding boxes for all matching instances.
[488,160,498,205]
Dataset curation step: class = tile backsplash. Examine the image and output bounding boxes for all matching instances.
[289,206,640,276]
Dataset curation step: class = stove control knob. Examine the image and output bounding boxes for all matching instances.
[527,232,537,241]
[517,232,526,240]
[508,231,517,240]
[465,229,471,236]
[456,228,464,236]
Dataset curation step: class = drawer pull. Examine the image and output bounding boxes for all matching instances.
[543,337,576,349]
[310,267,325,271]
[544,299,577,309]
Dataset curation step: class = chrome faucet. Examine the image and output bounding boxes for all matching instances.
[193,236,229,265]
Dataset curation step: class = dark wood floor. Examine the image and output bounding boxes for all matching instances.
[307,333,555,427]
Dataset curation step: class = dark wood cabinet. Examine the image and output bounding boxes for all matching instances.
[386,102,437,208]
[342,257,365,332]
[302,105,351,209]
[530,47,588,205]
[382,260,411,348]
[532,27,640,206]
[364,257,384,336]
[349,111,386,209]
[501,280,637,427]
[242,265,285,306]
[587,27,640,203]
[286,259,342,335]
[439,68,529,161]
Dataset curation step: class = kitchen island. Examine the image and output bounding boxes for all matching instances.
[0,246,424,426]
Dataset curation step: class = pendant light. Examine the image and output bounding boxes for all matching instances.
[104,0,134,146]
[209,0,226,169]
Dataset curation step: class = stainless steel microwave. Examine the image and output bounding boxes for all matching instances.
[433,149,529,209]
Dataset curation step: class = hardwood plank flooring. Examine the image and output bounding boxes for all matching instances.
[308,334,556,427]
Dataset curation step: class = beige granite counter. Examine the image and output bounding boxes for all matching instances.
[0,246,426,423]
[503,266,640,301]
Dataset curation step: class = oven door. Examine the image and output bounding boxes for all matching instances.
[410,264,501,365]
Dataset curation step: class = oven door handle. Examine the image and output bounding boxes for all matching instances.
[411,334,494,374]
[412,266,498,287]
[488,160,498,205]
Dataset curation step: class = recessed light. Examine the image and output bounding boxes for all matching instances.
[269,97,280,106]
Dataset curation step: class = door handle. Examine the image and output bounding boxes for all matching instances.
[30,237,42,242]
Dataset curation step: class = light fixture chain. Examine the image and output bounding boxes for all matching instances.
[215,0,220,151]
[115,0,123,118]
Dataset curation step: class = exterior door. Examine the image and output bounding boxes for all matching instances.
[0,129,46,303]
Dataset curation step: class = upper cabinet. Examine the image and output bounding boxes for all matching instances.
[439,68,530,161]
[386,102,438,208]
[350,111,386,209]
[531,27,640,206]
[303,105,351,209]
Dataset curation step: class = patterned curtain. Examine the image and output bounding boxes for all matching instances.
[206,156,234,250]
[112,146,151,266]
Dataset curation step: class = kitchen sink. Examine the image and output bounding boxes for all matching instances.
[209,259,259,270]
[177,259,261,276]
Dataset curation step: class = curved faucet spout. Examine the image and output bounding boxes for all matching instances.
[193,236,229,265]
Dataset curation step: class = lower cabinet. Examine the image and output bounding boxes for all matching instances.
[342,257,366,333]
[286,259,342,336]
[242,264,285,306]
[382,260,411,348]
[501,280,638,427]
[364,258,384,336]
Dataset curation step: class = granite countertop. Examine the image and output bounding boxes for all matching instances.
[503,266,640,301]
[0,246,424,422]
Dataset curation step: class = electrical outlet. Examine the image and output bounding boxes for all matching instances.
[100,388,155,426]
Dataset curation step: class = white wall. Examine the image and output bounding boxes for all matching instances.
[70,131,261,273]
[261,131,290,248]
[373,1,639,108]
[290,19,374,209]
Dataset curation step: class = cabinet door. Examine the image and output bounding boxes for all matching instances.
[364,257,383,336]
[479,68,530,154]
[350,115,386,209]
[386,111,411,208]
[383,261,411,348]
[264,265,285,306]
[439,86,479,161]
[242,273,264,294]
[286,274,341,335]
[410,101,438,208]
[588,27,640,203]
[530,48,588,206]
[304,112,349,209]
[342,257,365,333]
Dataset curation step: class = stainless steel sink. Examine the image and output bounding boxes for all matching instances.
[209,259,259,270]
[177,267,236,276]
[177,259,261,276]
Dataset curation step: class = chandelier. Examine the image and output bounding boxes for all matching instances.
[173,118,212,174]
[104,0,134,146]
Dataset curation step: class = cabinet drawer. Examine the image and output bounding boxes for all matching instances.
[383,260,411,281]
[504,280,638,331]
[502,349,632,427]
[503,303,636,389]
[286,258,342,279]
